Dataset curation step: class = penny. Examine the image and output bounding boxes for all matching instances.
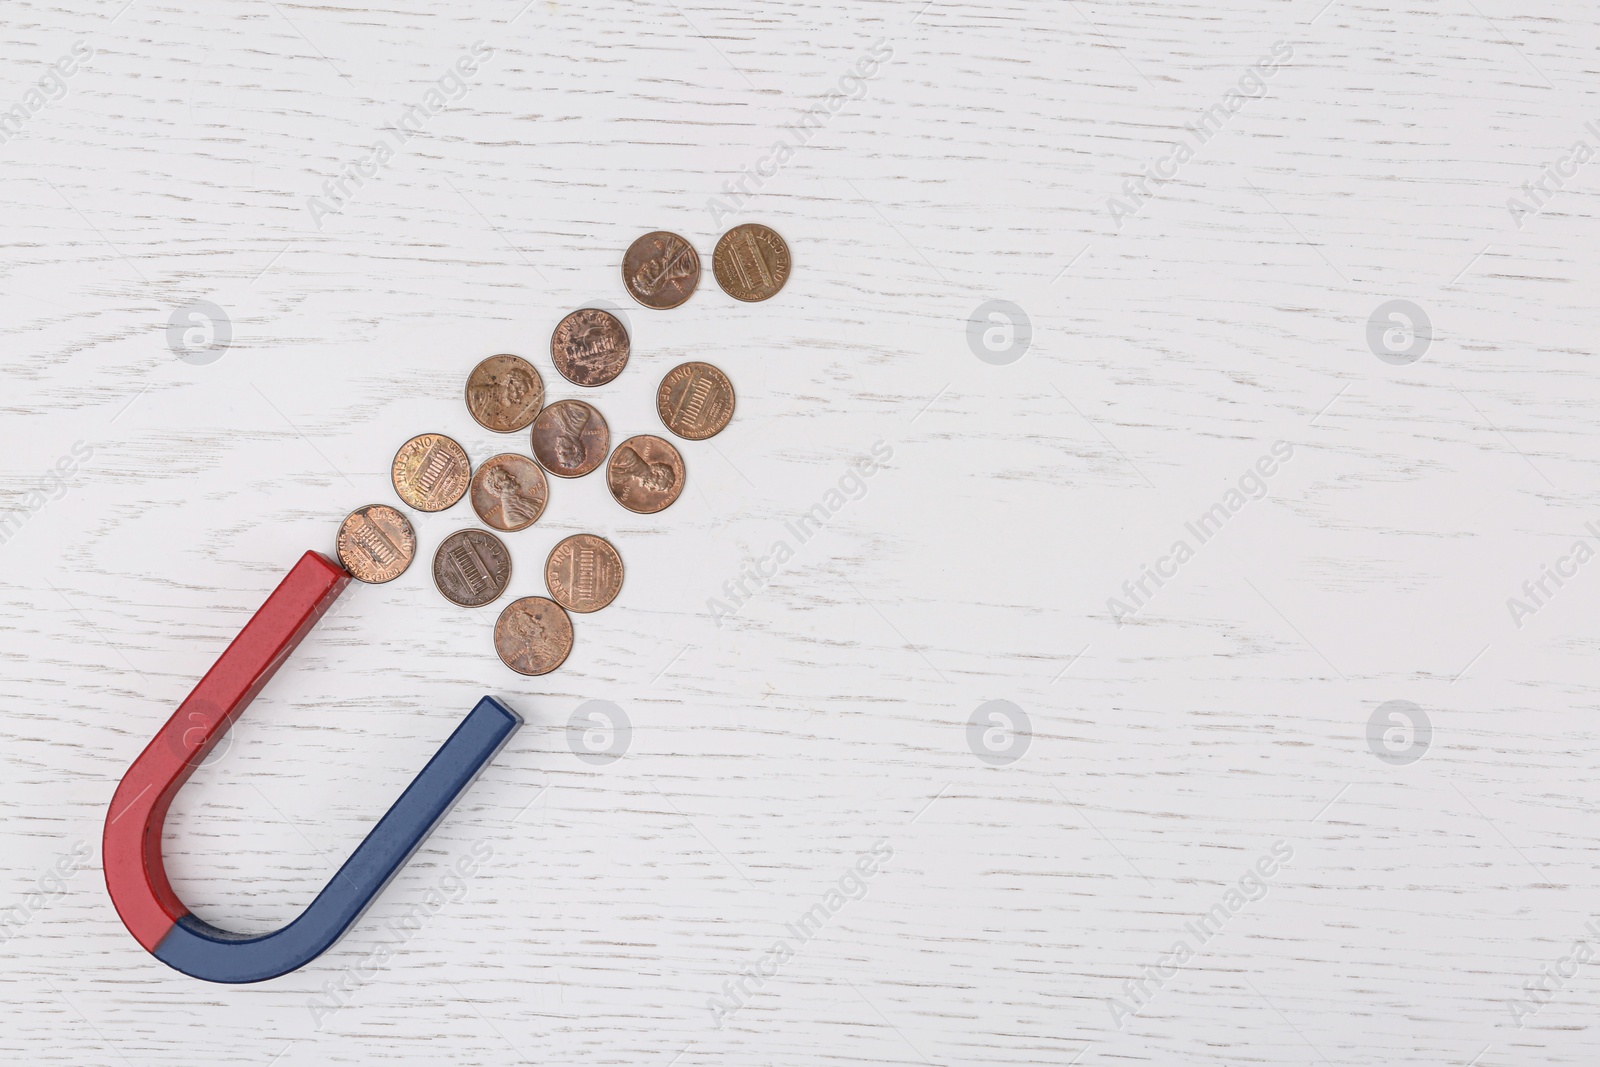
[607,434,685,514]
[392,433,471,512]
[656,361,735,441]
[530,399,609,478]
[470,453,549,532]
[712,223,790,302]
[551,308,630,387]
[622,230,700,310]
[545,534,623,613]
[336,504,416,584]
[494,596,574,676]
[432,528,512,607]
[465,354,544,433]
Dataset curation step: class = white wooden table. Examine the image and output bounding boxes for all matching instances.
[3,1,1599,1063]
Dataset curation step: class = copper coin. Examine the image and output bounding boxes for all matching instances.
[656,361,735,441]
[607,434,685,514]
[712,223,791,302]
[622,231,700,310]
[336,504,416,584]
[469,453,549,532]
[392,433,471,512]
[531,399,609,478]
[465,354,544,433]
[432,528,512,607]
[545,534,623,613]
[551,309,630,387]
[494,596,574,676]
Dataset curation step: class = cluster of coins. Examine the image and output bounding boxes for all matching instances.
[333,224,790,677]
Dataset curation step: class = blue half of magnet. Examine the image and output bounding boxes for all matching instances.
[152,696,521,984]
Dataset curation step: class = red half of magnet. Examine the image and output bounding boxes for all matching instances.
[102,551,349,951]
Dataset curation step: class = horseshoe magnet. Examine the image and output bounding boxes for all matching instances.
[102,550,521,984]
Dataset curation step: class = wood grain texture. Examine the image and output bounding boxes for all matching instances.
[3,0,1600,1063]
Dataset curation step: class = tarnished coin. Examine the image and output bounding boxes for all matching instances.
[392,433,471,512]
[551,308,630,387]
[470,453,549,532]
[531,399,610,478]
[432,528,512,607]
[494,596,574,676]
[545,534,623,613]
[465,354,544,433]
[712,223,790,302]
[336,504,416,584]
[622,231,700,310]
[607,434,685,514]
[656,361,735,441]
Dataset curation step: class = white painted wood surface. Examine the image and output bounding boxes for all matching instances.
[3,0,1600,1063]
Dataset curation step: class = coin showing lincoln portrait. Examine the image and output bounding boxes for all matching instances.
[432,528,512,608]
[336,504,416,584]
[545,533,623,613]
[465,354,545,433]
[656,361,735,441]
[607,434,685,514]
[712,223,790,302]
[551,308,630,387]
[469,453,549,532]
[530,399,609,478]
[494,596,574,676]
[391,433,471,512]
[622,230,700,310]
